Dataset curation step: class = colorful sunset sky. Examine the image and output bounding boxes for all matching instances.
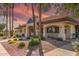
[0,3,59,27]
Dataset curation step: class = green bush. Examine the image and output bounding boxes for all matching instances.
[41,36,46,41]
[18,42,25,49]
[0,33,3,36]
[13,38,18,41]
[74,44,79,51]
[29,39,39,47]
[32,35,39,38]
[73,44,79,55]
[57,37,63,41]
[8,39,17,44]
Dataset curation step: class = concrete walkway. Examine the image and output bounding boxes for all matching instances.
[45,43,76,56]
[0,44,10,56]
[0,43,10,56]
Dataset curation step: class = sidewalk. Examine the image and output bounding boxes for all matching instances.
[0,43,10,56]
[44,43,76,56]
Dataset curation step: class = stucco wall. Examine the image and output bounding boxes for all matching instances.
[46,33,59,38]
[43,21,76,40]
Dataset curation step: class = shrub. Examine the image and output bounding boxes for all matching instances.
[76,44,79,51]
[18,42,25,49]
[57,37,63,41]
[29,39,39,47]
[13,38,18,41]
[8,40,16,44]
[32,35,39,38]
[73,44,79,55]
[41,36,46,41]
[0,33,3,36]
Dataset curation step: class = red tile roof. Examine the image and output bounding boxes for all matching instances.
[15,24,26,29]
[41,16,79,24]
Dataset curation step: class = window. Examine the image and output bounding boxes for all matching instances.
[47,26,59,33]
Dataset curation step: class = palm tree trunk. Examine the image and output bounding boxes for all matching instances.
[2,11,5,35]
[9,8,11,37]
[31,3,36,35]
[11,4,14,36]
[38,4,42,41]
[5,8,8,37]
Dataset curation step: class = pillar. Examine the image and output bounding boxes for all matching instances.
[43,26,46,38]
[59,25,66,40]
[70,25,75,39]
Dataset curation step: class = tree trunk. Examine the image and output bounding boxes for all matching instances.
[5,8,8,37]
[9,8,11,37]
[38,4,42,41]
[11,4,14,36]
[2,11,5,35]
[31,3,36,36]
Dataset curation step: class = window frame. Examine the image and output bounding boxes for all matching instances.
[47,26,59,33]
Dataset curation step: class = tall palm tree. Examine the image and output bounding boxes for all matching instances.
[3,4,9,37]
[38,3,50,40]
[0,4,5,34]
[3,3,12,37]
[11,3,14,36]
[38,4,42,41]
[31,3,36,35]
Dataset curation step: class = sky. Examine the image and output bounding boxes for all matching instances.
[0,3,59,27]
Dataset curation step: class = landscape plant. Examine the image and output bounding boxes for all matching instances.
[18,42,25,49]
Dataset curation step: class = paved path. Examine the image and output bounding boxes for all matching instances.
[0,43,10,56]
[44,43,76,56]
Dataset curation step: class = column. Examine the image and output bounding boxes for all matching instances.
[25,26,28,37]
[59,25,66,40]
[70,25,75,39]
[43,26,46,38]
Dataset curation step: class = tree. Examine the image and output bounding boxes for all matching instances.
[3,3,13,37]
[38,3,50,40]
[11,3,14,36]
[55,3,79,17]
[3,3,9,37]
[31,3,36,35]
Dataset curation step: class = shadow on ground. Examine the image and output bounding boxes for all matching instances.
[46,38,75,51]
[26,42,44,56]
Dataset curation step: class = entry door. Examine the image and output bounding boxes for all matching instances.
[64,25,71,39]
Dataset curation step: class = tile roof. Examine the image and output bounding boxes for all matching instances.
[41,16,79,24]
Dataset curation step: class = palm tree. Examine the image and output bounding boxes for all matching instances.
[3,4,9,37]
[38,3,50,40]
[31,3,36,35]
[38,4,42,41]
[3,3,12,37]
[11,3,14,36]
[0,4,5,34]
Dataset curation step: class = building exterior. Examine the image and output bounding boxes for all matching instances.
[14,24,26,36]
[15,16,79,41]
[41,16,78,40]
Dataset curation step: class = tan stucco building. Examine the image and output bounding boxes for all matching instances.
[15,16,79,40]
